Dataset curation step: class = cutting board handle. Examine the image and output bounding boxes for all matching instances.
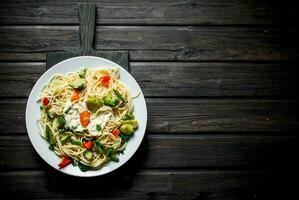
[79,3,96,55]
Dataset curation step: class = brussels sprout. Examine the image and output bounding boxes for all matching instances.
[85,96,103,112]
[123,120,138,129]
[122,112,134,120]
[120,124,135,135]
[103,95,119,107]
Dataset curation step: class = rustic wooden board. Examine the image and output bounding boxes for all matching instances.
[1,62,298,98]
[0,170,298,200]
[0,26,297,61]
[0,99,298,134]
[1,134,299,170]
[46,51,128,71]
[45,4,129,71]
[0,0,297,25]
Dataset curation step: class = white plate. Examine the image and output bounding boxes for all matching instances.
[25,56,147,177]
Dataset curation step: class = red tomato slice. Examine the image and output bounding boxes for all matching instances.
[100,75,111,87]
[43,97,49,106]
[58,157,72,169]
[80,111,90,127]
[71,90,80,101]
[83,141,94,150]
[112,128,120,137]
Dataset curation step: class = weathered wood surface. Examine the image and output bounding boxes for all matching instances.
[0,0,298,199]
[0,26,297,61]
[0,0,297,25]
[0,99,298,134]
[131,62,299,97]
[0,135,298,170]
[1,62,298,98]
[46,51,129,71]
[0,170,283,200]
[45,4,129,70]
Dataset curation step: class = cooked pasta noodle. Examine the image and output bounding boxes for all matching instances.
[38,67,138,171]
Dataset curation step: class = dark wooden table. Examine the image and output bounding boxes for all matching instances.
[0,0,298,199]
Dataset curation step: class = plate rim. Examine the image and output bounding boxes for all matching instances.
[25,55,147,177]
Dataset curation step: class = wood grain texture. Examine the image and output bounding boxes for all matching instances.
[46,3,129,69]
[146,99,299,133]
[0,0,297,25]
[78,3,95,55]
[1,62,298,98]
[1,135,298,170]
[46,51,129,71]
[0,99,298,134]
[0,63,46,97]
[131,62,299,97]
[0,52,45,61]
[0,0,298,199]
[0,26,297,61]
[0,170,280,200]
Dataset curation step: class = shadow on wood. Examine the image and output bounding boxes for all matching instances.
[37,135,149,196]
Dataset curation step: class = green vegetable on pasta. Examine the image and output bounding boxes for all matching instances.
[110,154,119,162]
[78,162,91,172]
[114,89,128,103]
[84,151,93,161]
[45,125,55,145]
[86,96,103,112]
[96,124,102,132]
[60,135,70,145]
[70,138,82,146]
[103,95,119,107]
[70,79,85,90]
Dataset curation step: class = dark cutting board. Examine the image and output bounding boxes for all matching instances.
[45,3,133,180]
[46,3,128,71]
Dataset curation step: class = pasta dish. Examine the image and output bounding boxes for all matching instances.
[37,67,138,171]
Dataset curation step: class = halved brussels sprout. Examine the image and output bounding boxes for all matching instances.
[86,96,103,112]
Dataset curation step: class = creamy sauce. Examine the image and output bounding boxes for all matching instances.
[63,100,112,135]
[63,101,85,132]
[87,112,112,136]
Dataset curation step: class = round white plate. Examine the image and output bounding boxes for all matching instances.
[26,56,147,177]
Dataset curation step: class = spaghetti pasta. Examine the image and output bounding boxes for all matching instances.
[37,67,138,171]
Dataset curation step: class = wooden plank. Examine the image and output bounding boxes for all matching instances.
[46,52,129,71]
[0,0,297,25]
[0,63,46,97]
[1,170,285,200]
[0,99,298,134]
[1,62,298,98]
[0,26,296,61]
[45,4,128,71]
[0,52,45,61]
[131,62,299,97]
[146,99,298,132]
[0,135,298,170]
